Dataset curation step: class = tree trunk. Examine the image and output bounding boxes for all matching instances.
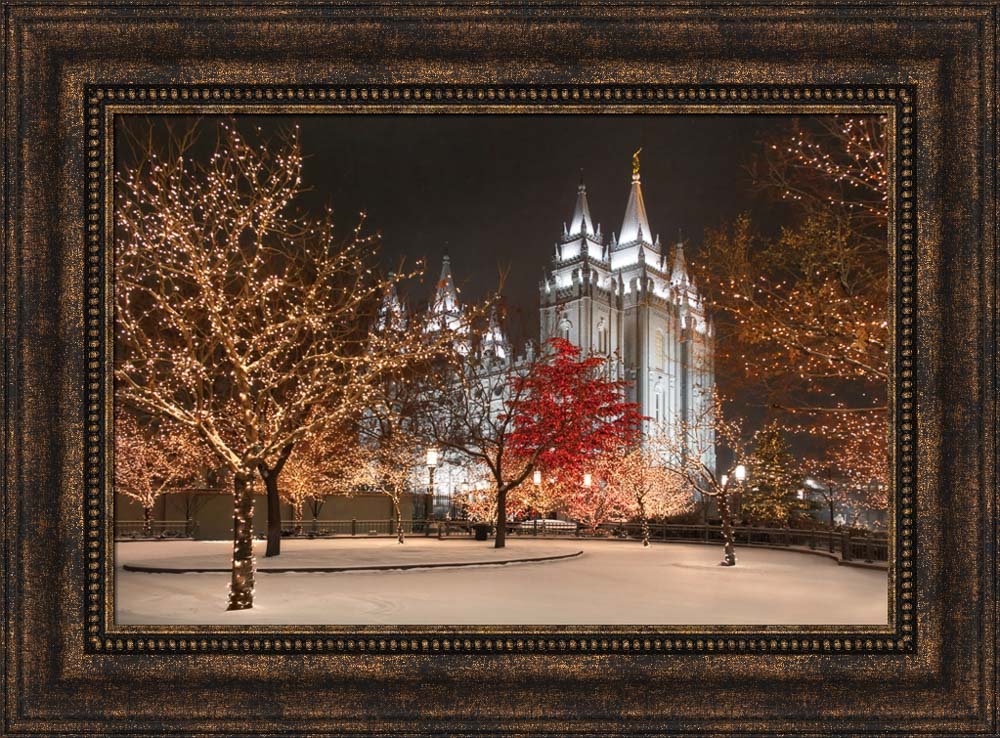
[227,475,255,611]
[293,501,303,537]
[143,505,153,538]
[260,444,293,558]
[494,488,507,549]
[637,497,650,547]
[393,499,405,544]
[717,489,737,566]
[262,469,282,557]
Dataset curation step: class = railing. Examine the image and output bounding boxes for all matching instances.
[115,519,197,540]
[281,519,436,538]
[276,518,889,564]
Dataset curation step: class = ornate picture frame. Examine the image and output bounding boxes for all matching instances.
[4,2,996,735]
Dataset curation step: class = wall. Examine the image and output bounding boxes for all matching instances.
[116,492,415,540]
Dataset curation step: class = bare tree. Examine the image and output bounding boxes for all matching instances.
[653,394,750,566]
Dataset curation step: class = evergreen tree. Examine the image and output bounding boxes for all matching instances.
[740,421,805,526]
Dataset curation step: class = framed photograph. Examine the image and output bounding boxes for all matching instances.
[3,2,997,736]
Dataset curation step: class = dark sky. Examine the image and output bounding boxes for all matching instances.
[117,113,875,456]
[118,113,803,341]
[230,114,793,342]
[118,114,791,339]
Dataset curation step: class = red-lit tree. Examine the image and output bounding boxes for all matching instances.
[510,338,643,481]
[423,337,641,548]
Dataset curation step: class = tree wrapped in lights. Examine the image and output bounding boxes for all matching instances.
[656,392,750,566]
[356,438,422,544]
[422,336,641,548]
[279,423,368,535]
[695,116,890,511]
[116,120,449,609]
[753,116,888,224]
[804,415,889,529]
[561,467,632,533]
[114,408,215,536]
[591,438,695,546]
[453,472,531,525]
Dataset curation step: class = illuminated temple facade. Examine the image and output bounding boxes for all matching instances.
[539,157,716,470]
[412,157,717,510]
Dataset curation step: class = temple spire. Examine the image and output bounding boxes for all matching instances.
[376,276,406,332]
[430,253,461,321]
[619,149,653,245]
[482,304,508,360]
[567,174,595,237]
[671,238,689,286]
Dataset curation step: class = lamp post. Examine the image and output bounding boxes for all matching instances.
[425,448,438,532]
[718,464,746,567]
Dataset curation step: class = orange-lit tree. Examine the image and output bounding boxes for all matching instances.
[591,439,695,546]
[279,423,367,535]
[695,116,890,516]
[114,409,215,536]
[116,120,448,610]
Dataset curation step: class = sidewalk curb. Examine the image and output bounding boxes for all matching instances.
[122,549,584,574]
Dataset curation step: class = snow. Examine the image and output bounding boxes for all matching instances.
[118,537,580,571]
[115,538,888,625]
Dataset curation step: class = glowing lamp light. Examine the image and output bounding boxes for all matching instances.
[425,448,439,468]
[733,464,747,482]
[583,473,593,488]
[533,470,542,486]
[720,474,728,488]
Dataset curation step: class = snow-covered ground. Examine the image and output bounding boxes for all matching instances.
[115,538,889,625]
[119,537,579,571]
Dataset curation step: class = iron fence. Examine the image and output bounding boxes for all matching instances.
[115,519,197,540]
[281,519,435,537]
[272,518,888,564]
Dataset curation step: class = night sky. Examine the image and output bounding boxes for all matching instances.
[117,113,875,456]
[291,114,788,341]
[151,114,800,343]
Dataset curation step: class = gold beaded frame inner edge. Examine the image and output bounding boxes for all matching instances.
[86,85,914,656]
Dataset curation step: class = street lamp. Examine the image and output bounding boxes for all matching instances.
[533,469,542,486]
[582,472,592,488]
[425,448,438,527]
[718,463,747,567]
